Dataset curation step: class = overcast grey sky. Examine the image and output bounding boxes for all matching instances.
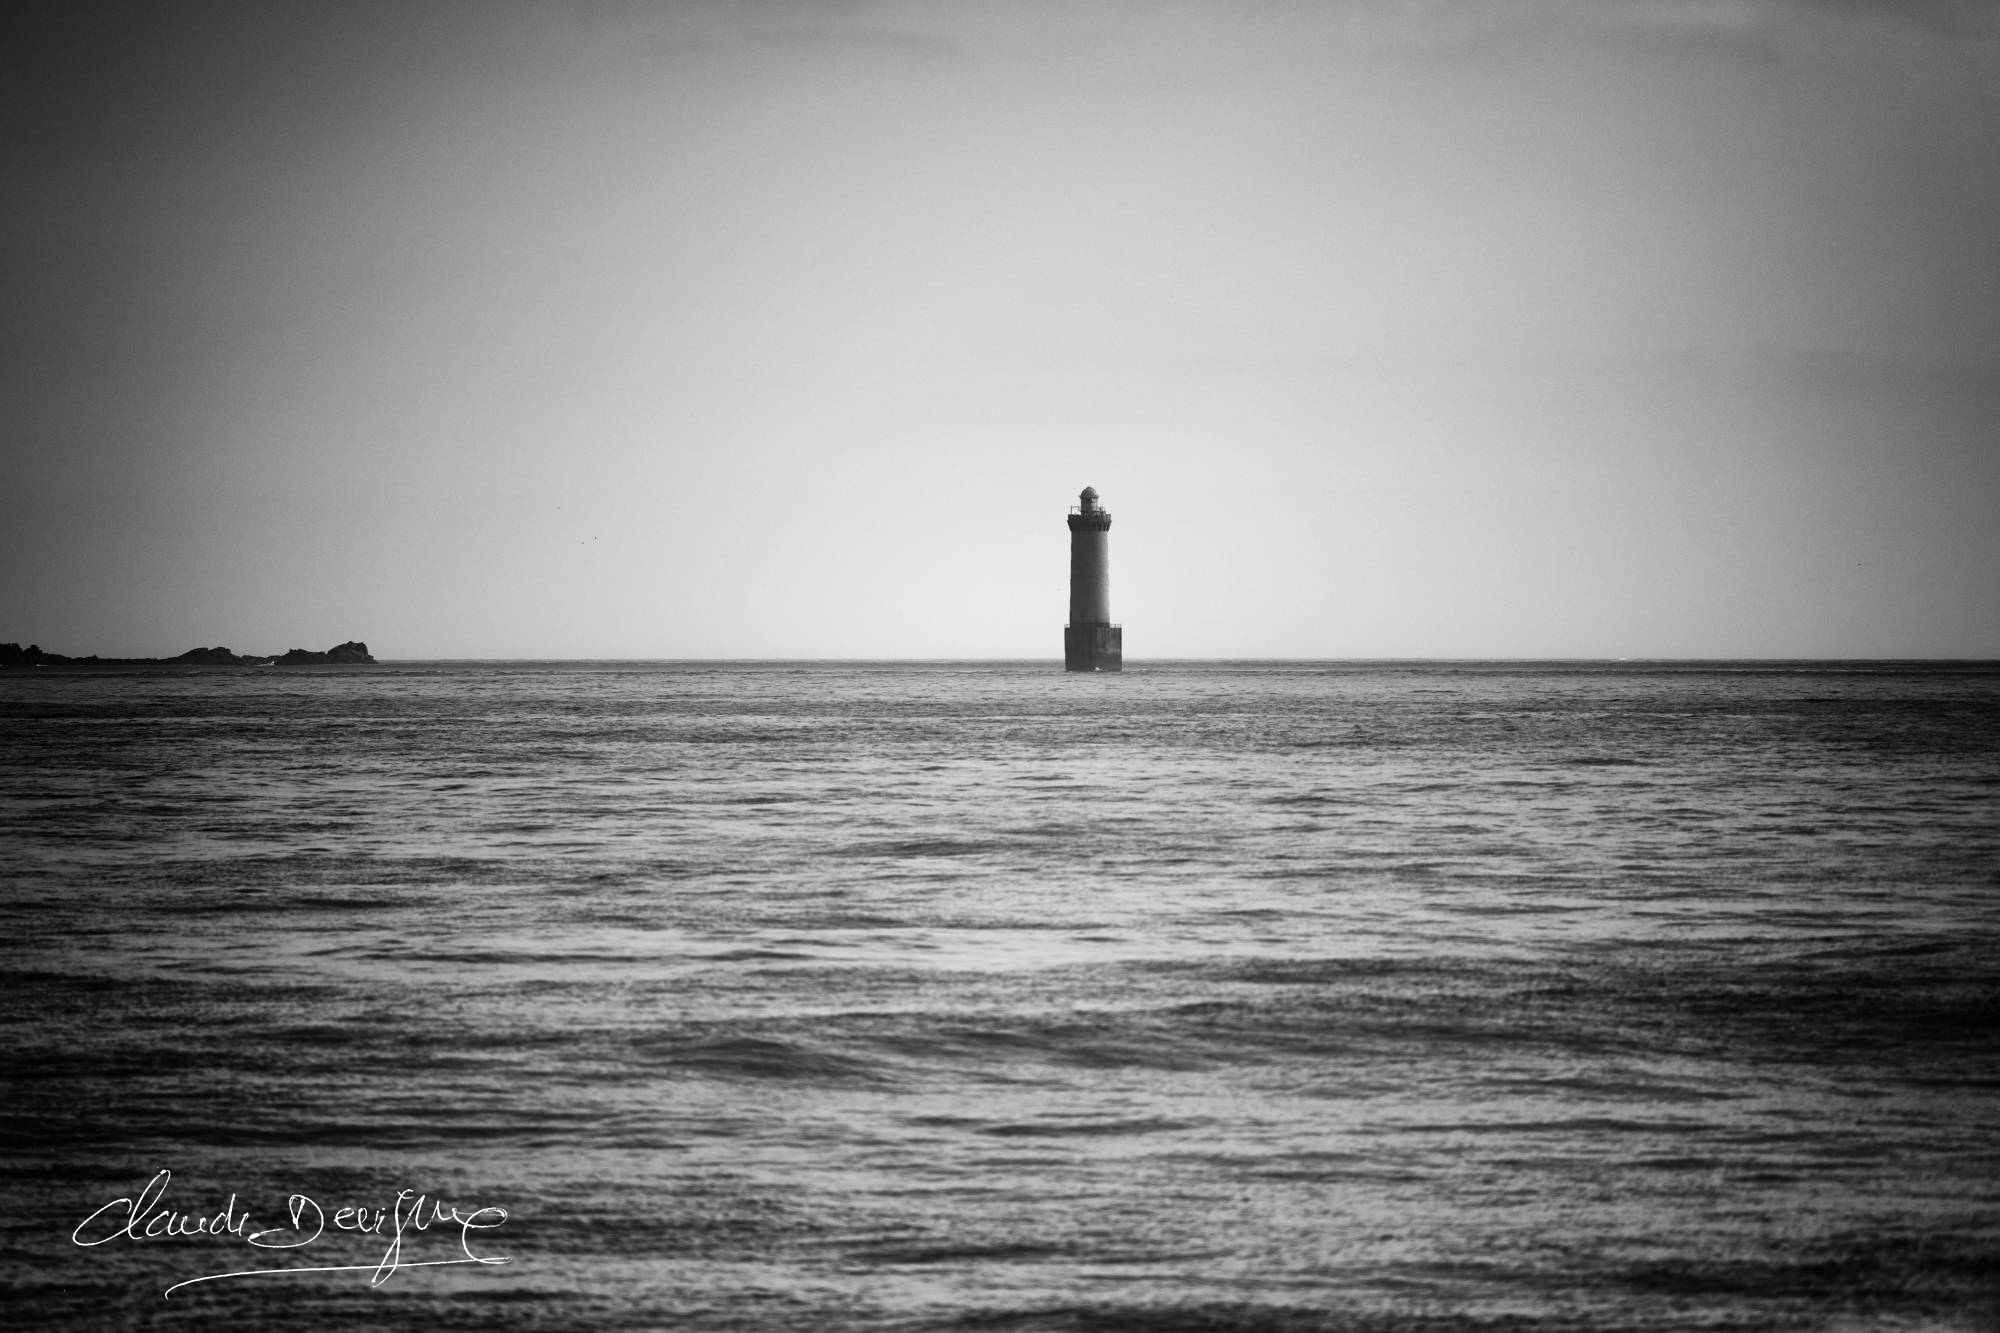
[5,0,1998,658]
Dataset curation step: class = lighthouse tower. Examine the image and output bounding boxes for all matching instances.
[1064,486,1122,672]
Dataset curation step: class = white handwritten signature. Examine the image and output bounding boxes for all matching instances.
[72,1170,510,1298]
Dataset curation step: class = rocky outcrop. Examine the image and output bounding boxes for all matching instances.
[174,646,252,665]
[2,641,377,667]
[273,642,375,665]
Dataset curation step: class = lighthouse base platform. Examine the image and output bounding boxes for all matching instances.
[1064,624,1122,672]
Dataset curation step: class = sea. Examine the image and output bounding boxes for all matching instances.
[1,660,1996,1332]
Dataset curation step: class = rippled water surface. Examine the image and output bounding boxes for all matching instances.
[3,660,1997,1330]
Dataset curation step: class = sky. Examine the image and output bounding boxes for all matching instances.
[4,0,1998,659]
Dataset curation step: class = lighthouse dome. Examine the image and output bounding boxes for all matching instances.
[1079,486,1099,501]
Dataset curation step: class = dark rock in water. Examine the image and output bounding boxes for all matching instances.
[2,640,377,667]
[2,642,84,666]
[175,646,248,665]
[272,641,375,665]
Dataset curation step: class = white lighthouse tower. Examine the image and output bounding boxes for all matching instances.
[1064,486,1121,672]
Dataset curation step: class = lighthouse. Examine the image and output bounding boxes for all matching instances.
[1064,486,1122,672]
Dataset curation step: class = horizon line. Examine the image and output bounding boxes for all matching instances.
[10,652,2000,667]
[292,654,2000,665]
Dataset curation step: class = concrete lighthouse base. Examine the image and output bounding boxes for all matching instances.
[1064,625,1122,672]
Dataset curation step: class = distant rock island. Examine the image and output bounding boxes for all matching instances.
[0,640,377,667]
